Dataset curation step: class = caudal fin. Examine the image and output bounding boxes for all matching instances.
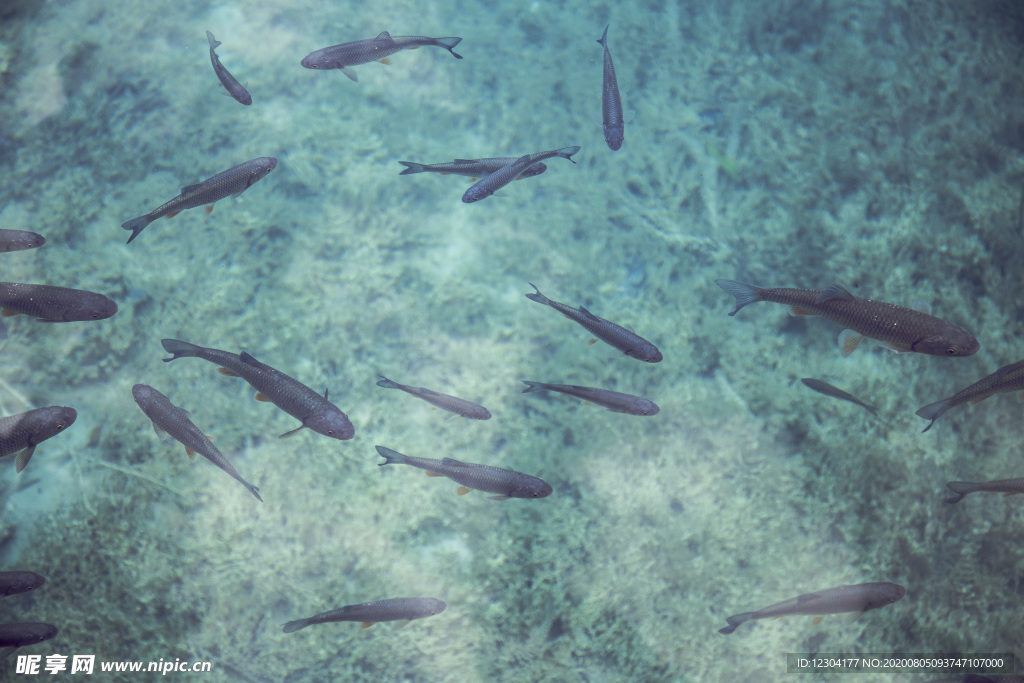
[161,338,200,362]
[715,279,764,316]
[282,618,310,633]
[944,481,977,505]
[398,161,426,175]
[521,381,548,394]
[122,216,152,244]
[525,283,551,306]
[375,445,406,466]
[556,146,581,163]
[718,612,753,635]
[915,399,952,433]
[435,37,463,59]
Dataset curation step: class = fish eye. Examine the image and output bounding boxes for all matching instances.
[55,423,65,430]
[947,346,957,355]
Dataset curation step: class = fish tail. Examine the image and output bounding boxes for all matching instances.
[375,445,406,466]
[525,283,551,306]
[718,612,753,635]
[915,399,951,432]
[556,146,581,163]
[596,24,609,48]
[435,37,463,59]
[398,161,426,175]
[160,338,200,362]
[282,618,310,633]
[121,216,151,244]
[521,381,548,394]
[243,480,263,502]
[205,31,221,49]
[944,481,977,505]
[376,375,400,389]
[715,279,764,316]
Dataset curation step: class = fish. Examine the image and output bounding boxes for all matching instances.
[132,384,262,501]
[121,157,277,243]
[300,31,463,81]
[0,622,58,658]
[0,571,44,598]
[944,478,1024,504]
[800,378,877,417]
[521,381,659,416]
[397,157,547,180]
[0,406,77,472]
[715,279,979,358]
[160,339,354,440]
[718,581,906,635]
[206,31,252,106]
[916,359,1024,432]
[376,376,491,419]
[525,283,661,362]
[0,283,117,322]
[596,25,624,151]
[376,445,552,500]
[283,597,446,632]
[0,229,45,252]
[462,146,580,203]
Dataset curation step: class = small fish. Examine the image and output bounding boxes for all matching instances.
[283,597,446,632]
[715,279,979,357]
[0,571,44,598]
[596,25,624,151]
[0,229,45,252]
[0,406,77,472]
[462,146,580,203]
[916,359,1024,432]
[376,445,552,500]
[398,157,547,180]
[526,283,661,362]
[0,283,117,322]
[800,378,877,417]
[521,381,659,416]
[718,581,905,635]
[161,339,354,440]
[121,157,277,243]
[301,31,462,81]
[376,376,491,419]
[944,478,1024,504]
[206,31,251,106]
[0,622,58,657]
[132,384,261,501]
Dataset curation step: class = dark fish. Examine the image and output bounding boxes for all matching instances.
[0,571,44,598]
[800,378,877,417]
[462,146,580,203]
[526,283,661,362]
[0,229,45,252]
[376,445,552,500]
[0,406,77,472]
[121,157,277,243]
[916,359,1024,432]
[398,157,547,180]
[0,283,117,322]
[944,478,1024,504]
[521,381,659,416]
[283,597,446,632]
[715,279,979,357]
[0,622,58,657]
[376,376,491,419]
[301,31,462,81]
[161,339,354,440]
[206,31,251,105]
[718,581,905,635]
[596,25,624,151]
[132,384,262,501]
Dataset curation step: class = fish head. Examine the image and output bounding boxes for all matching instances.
[916,323,980,357]
[604,124,624,151]
[511,477,553,499]
[300,51,325,69]
[461,185,492,203]
[3,572,44,596]
[251,157,278,184]
[14,623,58,646]
[305,409,355,440]
[631,399,660,416]
[25,406,77,445]
[423,598,447,616]
[50,291,117,321]
[520,162,548,179]
[868,582,907,609]
[629,342,663,363]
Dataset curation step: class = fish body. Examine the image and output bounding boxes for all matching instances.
[0,283,116,322]
[283,597,446,632]
[0,622,58,657]
[0,229,45,252]
[376,445,552,500]
[916,359,1024,432]
[121,157,277,243]
[0,571,44,598]
[526,283,661,362]
[945,478,1024,504]
[132,384,262,501]
[160,339,354,440]
[521,381,659,416]
[800,378,877,416]
[398,157,547,179]
[206,31,251,105]
[462,146,580,203]
[596,25,624,151]
[376,376,491,419]
[718,581,905,635]
[301,31,462,81]
[715,279,979,357]
[0,406,77,472]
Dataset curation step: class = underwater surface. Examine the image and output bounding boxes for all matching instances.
[1,0,1023,680]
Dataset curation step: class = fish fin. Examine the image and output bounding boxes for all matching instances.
[425,471,442,477]
[392,620,412,630]
[795,592,822,604]
[185,447,195,459]
[206,31,221,49]
[915,399,951,432]
[239,351,262,365]
[488,494,510,501]
[0,647,15,658]
[218,367,241,377]
[969,395,991,405]
[375,446,405,466]
[577,306,602,322]
[15,445,36,473]
[376,376,400,389]
[877,340,908,354]
[255,392,271,402]
[323,388,330,399]
[587,338,598,345]
[1,308,19,317]
[520,380,547,394]
[151,421,166,437]
[441,457,471,468]
[1018,391,1024,401]
[584,401,593,405]
[838,329,863,357]
[378,58,391,65]
[456,486,471,496]
[374,31,393,41]
[180,182,203,193]
[1004,491,1024,497]
[788,305,816,316]
[945,481,975,504]
[279,425,304,438]
[718,612,753,635]
[597,24,609,47]
[816,284,855,303]
[361,622,373,629]
[204,204,215,214]
[397,162,425,175]
[771,616,783,620]
[282,619,309,633]
[912,299,933,315]
[714,279,763,316]
[164,211,181,219]
[434,37,463,58]
[812,616,823,625]
[341,67,358,82]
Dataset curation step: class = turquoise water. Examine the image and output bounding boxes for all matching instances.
[1,0,1023,680]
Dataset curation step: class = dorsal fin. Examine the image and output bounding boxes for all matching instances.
[816,284,855,303]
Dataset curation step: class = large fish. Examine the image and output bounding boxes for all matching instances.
[283,597,446,632]
[301,31,462,81]
[161,339,354,440]
[376,445,552,500]
[0,283,116,322]
[916,359,1024,432]
[715,279,979,357]
[121,157,277,243]
[945,478,1024,504]
[0,571,44,598]
[462,146,580,203]
[0,406,77,473]
[0,229,44,252]
[376,376,491,419]
[718,582,905,634]
[206,31,251,106]
[521,381,659,416]
[596,25,624,151]
[398,157,547,180]
[132,384,262,501]
[525,283,661,362]
[0,622,58,658]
